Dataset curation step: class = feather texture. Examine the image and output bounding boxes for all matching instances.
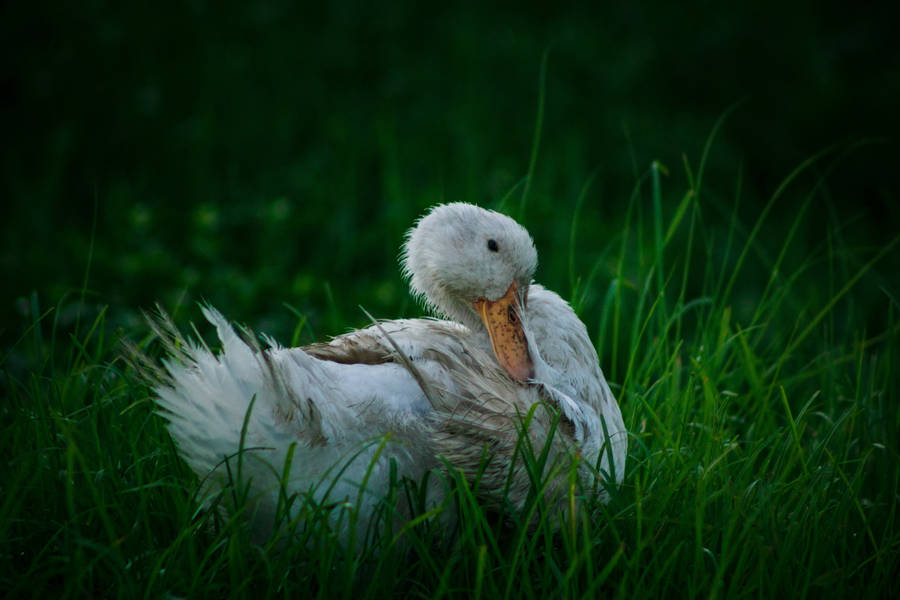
[139,203,627,541]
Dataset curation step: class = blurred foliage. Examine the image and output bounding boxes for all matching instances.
[2,1,898,358]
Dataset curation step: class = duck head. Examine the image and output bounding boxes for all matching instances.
[402,203,538,382]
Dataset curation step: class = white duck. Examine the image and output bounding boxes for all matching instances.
[144,202,627,540]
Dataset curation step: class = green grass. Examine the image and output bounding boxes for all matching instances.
[3,4,898,596]
[2,122,898,598]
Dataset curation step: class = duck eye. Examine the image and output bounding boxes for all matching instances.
[507,305,518,324]
[487,239,499,252]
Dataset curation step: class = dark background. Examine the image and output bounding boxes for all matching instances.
[2,1,898,358]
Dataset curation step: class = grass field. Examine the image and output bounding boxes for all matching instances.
[2,3,899,598]
[3,138,898,597]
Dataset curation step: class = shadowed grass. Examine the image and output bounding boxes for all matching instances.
[2,135,898,598]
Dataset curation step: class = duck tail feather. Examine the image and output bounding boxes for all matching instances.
[137,305,335,488]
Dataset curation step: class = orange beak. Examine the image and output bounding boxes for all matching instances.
[473,282,535,382]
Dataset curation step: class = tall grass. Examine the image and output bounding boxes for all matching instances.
[2,142,897,598]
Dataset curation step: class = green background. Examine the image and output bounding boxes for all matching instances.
[3,1,897,350]
[3,3,899,596]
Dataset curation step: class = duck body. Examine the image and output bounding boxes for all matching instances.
[148,203,627,540]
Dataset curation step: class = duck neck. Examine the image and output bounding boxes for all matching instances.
[444,298,488,337]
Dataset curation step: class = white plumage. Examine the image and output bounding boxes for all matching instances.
[146,202,627,540]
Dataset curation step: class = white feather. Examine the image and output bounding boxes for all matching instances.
[148,202,627,541]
